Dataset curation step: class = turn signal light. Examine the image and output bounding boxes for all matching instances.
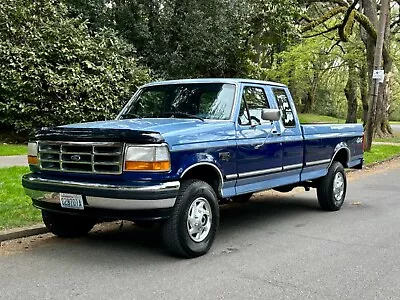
[125,161,171,171]
[28,155,39,165]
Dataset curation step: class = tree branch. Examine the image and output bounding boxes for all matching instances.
[328,40,346,54]
[303,24,341,38]
[353,10,391,67]
[301,7,347,32]
[338,0,359,41]
[302,0,349,7]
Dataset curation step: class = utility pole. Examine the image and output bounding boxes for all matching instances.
[364,0,390,151]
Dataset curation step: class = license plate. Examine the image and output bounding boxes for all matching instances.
[60,193,84,210]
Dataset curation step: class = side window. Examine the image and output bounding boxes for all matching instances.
[239,86,270,125]
[272,88,295,127]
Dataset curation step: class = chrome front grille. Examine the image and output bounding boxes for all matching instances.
[38,141,123,175]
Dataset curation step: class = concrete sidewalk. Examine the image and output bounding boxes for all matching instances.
[0,155,27,168]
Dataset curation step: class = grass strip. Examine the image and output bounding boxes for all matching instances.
[0,144,27,156]
[364,144,400,165]
[298,113,345,124]
[374,137,400,143]
[0,166,41,230]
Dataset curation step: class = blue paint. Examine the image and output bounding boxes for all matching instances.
[31,79,364,199]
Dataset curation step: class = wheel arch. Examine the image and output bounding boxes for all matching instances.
[330,143,350,168]
[180,162,224,197]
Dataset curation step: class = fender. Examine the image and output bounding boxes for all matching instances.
[329,142,350,168]
[178,153,225,193]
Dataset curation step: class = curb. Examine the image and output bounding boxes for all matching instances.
[0,224,48,243]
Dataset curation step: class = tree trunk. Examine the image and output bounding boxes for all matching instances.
[363,0,391,150]
[301,91,314,113]
[374,6,393,137]
[345,63,358,123]
[302,68,319,113]
[359,2,372,127]
[359,63,369,126]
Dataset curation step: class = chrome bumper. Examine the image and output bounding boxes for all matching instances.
[22,174,180,210]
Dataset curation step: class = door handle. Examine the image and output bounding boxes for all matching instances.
[271,130,281,136]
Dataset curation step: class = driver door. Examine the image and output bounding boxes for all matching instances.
[235,84,283,194]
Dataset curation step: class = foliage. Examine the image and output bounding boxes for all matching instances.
[0,167,41,230]
[0,0,151,133]
[66,0,301,79]
[242,0,301,69]
[257,36,349,115]
[0,144,27,156]
[110,0,248,79]
[2,0,400,135]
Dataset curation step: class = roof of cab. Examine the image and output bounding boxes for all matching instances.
[141,78,287,88]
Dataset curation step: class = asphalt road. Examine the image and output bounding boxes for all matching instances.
[391,124,400,135]
[1,162,400,299]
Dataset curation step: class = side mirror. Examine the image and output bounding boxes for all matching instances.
[261,109,281,121]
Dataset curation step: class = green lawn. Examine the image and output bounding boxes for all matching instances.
[374,137,400,143]
[0,166,41,230]
[364,144,400,165]
[0,144,27,156]
[298,113,345,124]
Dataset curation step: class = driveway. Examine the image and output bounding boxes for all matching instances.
[1,161,400,299]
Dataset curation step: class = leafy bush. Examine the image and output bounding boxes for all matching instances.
[0,0,151,133]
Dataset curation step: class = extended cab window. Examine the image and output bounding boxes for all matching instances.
[239,86,270,125]
[272,88,295,127]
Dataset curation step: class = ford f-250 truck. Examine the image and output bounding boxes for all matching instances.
[22,79,364,258]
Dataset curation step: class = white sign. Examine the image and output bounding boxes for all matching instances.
[373,70,385,83]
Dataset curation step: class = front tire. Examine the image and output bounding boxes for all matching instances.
[42,210,96,238]
[317,161,347,211]
[161,179,219,258]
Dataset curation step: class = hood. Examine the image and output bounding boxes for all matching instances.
[60,118,236,146]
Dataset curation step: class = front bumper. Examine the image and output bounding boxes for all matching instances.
[22,173,180,214]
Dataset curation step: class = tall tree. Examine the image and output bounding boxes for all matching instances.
[300,0,394,138]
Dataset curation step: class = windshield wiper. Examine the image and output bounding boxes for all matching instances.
[119,112,142,119]
[162,111,204,122]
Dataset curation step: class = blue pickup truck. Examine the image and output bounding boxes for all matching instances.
[22,78,364,257]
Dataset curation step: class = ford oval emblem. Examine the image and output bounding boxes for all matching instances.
[71,154,81,162]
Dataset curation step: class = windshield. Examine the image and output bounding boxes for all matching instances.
[119,83,236,120]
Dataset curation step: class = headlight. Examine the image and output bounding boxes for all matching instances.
[27,142,38,165]
[124,145,171,172]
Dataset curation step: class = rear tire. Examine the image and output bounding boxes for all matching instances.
[161,179,219,258]
[42,210,96,238]
[317,161,347,211]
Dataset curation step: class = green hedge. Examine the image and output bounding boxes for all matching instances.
[0,0,151,133]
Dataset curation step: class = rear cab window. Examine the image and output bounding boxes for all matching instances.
[271,88,296,127]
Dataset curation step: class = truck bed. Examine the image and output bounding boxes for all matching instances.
[300,123,364,181]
